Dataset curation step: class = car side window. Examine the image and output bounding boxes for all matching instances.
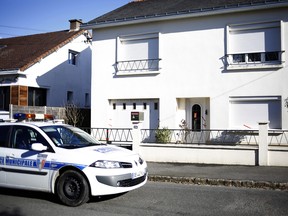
[0,126,11,148]
[12,126,51,150]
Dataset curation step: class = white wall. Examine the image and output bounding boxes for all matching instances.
[139,144,258,165]
[137,144,288,166]
[90,8,288,129]
[16,34,91,108]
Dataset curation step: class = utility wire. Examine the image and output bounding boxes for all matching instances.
[0,24,48,33]
[0,32,19,37]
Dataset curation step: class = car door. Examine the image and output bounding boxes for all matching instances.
[0,125,11,186]
[5,125,53,191]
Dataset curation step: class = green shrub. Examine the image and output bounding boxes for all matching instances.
[155,127,171,143]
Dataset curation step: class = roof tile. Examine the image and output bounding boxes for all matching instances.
[87,0,287,24]
[0,30,84,72]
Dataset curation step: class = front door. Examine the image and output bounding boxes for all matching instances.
[189,103,208,144]
[192,104,201,131]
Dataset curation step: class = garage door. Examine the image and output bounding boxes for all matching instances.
[109,99,159,129]
[230,96,281,129]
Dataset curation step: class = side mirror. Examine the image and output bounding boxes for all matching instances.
[31,143,48,151]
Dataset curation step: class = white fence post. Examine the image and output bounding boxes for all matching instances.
[132,123,141,153]
[9,104,13,119]
[258,121,269,166]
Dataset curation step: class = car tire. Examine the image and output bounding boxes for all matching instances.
[56,170,90,207]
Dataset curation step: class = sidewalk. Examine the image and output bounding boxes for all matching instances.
[147,162,288,190]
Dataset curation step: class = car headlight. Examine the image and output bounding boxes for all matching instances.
[90,160,122,169]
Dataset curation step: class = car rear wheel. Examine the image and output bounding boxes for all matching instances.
[56,170,89,207]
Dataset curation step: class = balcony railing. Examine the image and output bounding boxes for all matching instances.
[116,58,161,73]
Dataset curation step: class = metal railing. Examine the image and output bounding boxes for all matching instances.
[116,58,161,72]
[82,128,133,143]
[141,129,259,145]
[268,130,288,146]
[82,127,288,146]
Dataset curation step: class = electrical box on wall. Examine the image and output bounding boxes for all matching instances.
[131,112,144,121]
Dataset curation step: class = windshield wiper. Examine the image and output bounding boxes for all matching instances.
[84,142,106,146]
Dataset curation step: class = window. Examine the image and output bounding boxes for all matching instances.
[227,21,283,69]
[123,103,126,110]
[116,33,161,74]
[12,126,49,150]
[67,91,73,103]
[0,87,10,110]
[133,103,136,110]
[69,50,79,65]
[0,126,11,147]
[154,102,158,110]
[85,93,90,107]
[248,53,261,62]
[265,52,279,61]
[28,87,46,106]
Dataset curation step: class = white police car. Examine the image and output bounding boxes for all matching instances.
[0,115,147,206]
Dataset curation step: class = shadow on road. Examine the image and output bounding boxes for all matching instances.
[0,208,23,216]
[88,192,127,203]
[0,186,128,208]
[0,187,58,204]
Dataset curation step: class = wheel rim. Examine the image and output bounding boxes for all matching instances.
[63,177,81,200]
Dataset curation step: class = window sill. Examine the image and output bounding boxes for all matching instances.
[226,63,284,71]
[115,70,161,76]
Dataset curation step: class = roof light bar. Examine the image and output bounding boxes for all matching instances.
[13,113,54,121]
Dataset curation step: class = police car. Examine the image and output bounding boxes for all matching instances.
[0,113,147,206]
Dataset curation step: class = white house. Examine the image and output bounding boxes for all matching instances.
[82,0,288,131]
[0,20,91,113]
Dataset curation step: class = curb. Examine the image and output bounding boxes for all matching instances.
[148,175,288,191]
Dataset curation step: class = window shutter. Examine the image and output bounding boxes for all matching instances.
[228,21,280,54]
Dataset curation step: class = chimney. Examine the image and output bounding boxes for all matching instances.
[69,19,82,31]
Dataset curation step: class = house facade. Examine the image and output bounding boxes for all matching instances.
[0,20,91,115]
[82,0,288,130]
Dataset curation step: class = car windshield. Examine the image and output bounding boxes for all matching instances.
[41,125,103,149]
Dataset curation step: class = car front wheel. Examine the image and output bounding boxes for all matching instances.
[56,170,89,206]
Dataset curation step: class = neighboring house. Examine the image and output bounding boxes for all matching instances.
[82,0,288,130]
[0,19,91,114]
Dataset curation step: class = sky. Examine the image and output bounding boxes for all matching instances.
[0,0,131,38]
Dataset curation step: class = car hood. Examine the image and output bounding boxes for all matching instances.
[55,144,138,164]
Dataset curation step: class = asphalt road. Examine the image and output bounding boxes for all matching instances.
[1,182,288,216]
